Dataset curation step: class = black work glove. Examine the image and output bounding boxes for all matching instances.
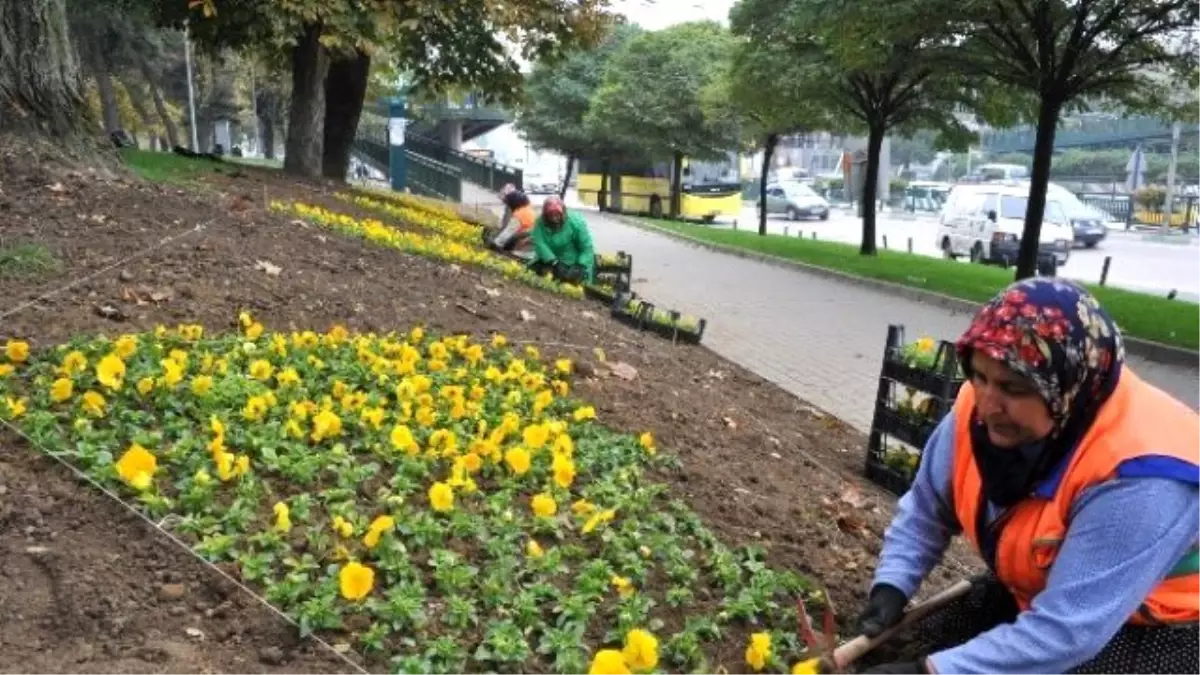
[857,584,908,637]
[860,660,926,674]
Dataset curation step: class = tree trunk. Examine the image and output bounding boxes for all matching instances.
[669,150,684,219]
[759,133,778,236]
[560,154,575,199]
[1015,97,1062,280]
[283,22,329,178]
[860,123,886,256]
[260,116,276,159]
[139,59,180,148]
[321,48,369,180]
[0,0,94,143]
[123,78,154,139]
[92,56,121,135]
[599,160,610,211]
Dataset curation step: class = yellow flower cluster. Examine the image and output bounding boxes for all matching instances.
[272,201,584,300]
[340,192,481,243]
[357,186,467,223]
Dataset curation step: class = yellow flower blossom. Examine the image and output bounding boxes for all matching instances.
[246,322,265,339]
[389,424,419,456]
[491,334,507,348]
[623,629,659,671]
[573,406,596,422]
[273,502,291,532]
[136,377,155,395]
[243,395,270,422]
[531,492,557,518]
[526,539,544,558]
[745,632,772,671]
[582,508,617,534]
[311,409,342,442]
[504,447,532,475]
[4,397,26,419]
[552,454,576,489]
[589,649,631,675]
[248,359,273,381]
[338,561,375,601]
[191,375,214,397]
[555,358,572,374]
[276,367,300,387]
[160,358,184,387]
[116,443,157,491]
[331,515,354,538]
[96,353,126,390]
[428,481,454,512]
[611,575,635,598]
[60,350,87,374]
[81,390,106,417]
[639,432,656,455]
[50,377,73,403]
[363,515,395,549]
[523,423,549,450]
[4,340,29,363]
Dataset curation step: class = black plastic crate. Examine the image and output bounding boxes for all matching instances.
[864,324,964,494]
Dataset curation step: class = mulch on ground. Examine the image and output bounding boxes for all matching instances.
[0,149,976,673]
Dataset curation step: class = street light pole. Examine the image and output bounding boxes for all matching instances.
[1163,121,1182,234]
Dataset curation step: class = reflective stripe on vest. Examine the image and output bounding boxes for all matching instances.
[950,369,1200,626]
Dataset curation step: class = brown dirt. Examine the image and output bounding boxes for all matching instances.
[0,150,977,673]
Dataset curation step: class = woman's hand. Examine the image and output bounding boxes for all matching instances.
[857,584,908,637]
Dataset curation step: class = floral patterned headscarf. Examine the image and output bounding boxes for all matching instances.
[956,278,1125,432]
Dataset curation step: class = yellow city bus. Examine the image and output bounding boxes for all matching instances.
[575,152,742,221]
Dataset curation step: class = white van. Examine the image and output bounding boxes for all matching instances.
[937,184,1074,266]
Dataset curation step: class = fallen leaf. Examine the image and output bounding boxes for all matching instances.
[332,643,352,654]
[476,284,501,297]
[149,289,172,303]
[580,310,599,320]
[518,309,536,322]
[839,487,868,509]
[185,627,205,640]
[255,260,282,276]
[47,182,66,193]
[609,361,638,381]
[121,287,140,304]
[593,347,607,363]
[95,304,126,321]
[707,369,726,380]
[836,512,867,534]
[721,416,738,430]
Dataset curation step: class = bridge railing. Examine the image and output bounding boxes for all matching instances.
[352,121,464,202]
[404,132,522,192]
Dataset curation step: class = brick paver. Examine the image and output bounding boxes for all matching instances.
[459,184,1200,430]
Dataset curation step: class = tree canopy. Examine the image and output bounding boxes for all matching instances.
[585,21,740,217]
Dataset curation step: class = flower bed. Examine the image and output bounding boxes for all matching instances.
[0,317,825,674]
[272,201,585,301]
[865,325,963,496]
[337,192,482,244]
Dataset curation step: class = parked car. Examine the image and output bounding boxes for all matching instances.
[763,181,830,220]
[937,183,1073,271]
[525,173,559,195]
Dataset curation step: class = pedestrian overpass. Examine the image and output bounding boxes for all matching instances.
[981,116,1197,154]
[349,96,524,204]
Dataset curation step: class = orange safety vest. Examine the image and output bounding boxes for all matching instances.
[512,205,536,233]
[950,369,1200,625]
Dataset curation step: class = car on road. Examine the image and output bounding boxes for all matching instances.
[763,181,830,221]
[937,183,1074,271]
[1045,182,1109,248]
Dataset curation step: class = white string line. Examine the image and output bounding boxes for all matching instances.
[0,221,210,323]
[0,416,369,675]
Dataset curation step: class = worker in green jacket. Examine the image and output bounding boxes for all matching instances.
[529,196,595,284]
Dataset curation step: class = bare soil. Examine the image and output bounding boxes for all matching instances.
[0,148,976,673]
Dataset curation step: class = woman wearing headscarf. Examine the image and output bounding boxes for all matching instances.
[529,196,595,284]
[487,183,537,260]
[858,278,1198,674]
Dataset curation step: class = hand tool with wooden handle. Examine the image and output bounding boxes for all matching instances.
[793,579,974,674]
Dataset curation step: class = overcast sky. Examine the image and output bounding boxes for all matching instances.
[612,0,737,29]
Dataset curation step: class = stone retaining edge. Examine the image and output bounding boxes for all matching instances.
[612,215,1200,369]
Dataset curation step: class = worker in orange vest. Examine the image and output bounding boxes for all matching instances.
[858,278,1198,674]
[487,183,537,261]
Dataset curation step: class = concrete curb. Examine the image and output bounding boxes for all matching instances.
[611,215,1200,369]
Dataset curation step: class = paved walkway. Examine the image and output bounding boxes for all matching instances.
[460,183,1199,431]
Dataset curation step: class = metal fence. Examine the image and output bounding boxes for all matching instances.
[406,152,463,203]
[405,133,522,192]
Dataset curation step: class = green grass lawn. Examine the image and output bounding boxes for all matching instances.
[640,218,1200,351]
[121,148,241,184]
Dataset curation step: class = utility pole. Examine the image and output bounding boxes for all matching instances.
[184,21,200,151]
[1162,121,1182,234]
